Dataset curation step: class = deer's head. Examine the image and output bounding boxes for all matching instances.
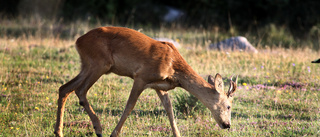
[206,73,238,129]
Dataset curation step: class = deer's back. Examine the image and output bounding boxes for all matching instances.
[75,27,182,82]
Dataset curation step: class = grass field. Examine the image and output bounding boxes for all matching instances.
[0,22,320,136]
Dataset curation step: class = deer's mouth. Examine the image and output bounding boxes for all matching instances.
[219,122,231,129]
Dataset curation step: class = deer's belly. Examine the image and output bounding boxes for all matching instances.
[145,81,176,91]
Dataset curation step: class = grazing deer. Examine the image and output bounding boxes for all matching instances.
[54,27,238,137]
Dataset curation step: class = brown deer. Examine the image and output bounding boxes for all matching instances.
[54,27,238,137]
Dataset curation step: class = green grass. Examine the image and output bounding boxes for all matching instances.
[0,23,320,136]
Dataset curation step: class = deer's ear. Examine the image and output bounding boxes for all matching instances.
[208,75,215,85]
[214,73,224,93]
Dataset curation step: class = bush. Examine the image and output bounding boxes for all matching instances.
[174,92,206,117]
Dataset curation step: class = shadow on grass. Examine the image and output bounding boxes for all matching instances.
[232,109,313,121]
[95,108,167,117]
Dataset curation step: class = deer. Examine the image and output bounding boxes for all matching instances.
[54,27,238,137]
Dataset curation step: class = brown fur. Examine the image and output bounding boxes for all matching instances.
[54,27,238,137]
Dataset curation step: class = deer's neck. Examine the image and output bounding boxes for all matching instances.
[171,50,216,104]
[174,69,220,110]
[175,69,214,99]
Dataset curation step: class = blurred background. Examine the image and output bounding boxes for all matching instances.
[1,0,320,50]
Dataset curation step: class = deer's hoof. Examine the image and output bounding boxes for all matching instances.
[54,130,62,137]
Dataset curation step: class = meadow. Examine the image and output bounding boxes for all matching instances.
[0,19,319,136]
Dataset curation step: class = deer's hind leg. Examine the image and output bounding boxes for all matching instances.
[54,71,88,137]
[55,60,113,137]
[73,60,113,137]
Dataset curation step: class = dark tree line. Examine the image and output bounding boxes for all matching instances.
[1,0,320,37]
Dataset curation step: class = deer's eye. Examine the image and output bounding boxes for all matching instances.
[227,106,231,110]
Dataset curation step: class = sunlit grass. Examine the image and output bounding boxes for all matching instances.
[0,23,320,136]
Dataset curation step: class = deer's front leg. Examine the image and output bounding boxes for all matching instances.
[111,79,146,137]
[156,90,181,137]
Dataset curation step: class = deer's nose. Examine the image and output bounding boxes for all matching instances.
[222,123,231,129]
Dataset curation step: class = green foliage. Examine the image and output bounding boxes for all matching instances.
[2,0,320,39]
[57,0,320,33]
[261,24,296,48]
[174,92,206,117]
